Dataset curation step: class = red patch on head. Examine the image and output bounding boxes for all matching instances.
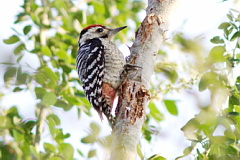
[83,24,105,31]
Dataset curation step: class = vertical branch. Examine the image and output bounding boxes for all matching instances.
[110,0,177,159]
[38,0,49,65]
[111,81,150,160]
[34,105,47,152]
[33,0,49,153]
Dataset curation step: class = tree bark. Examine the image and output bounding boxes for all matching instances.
[110,0,177,159]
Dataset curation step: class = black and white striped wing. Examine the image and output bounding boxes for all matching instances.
[76,38,105,118]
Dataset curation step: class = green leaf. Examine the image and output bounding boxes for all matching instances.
[196,149,203,159]
[224,28,230,39]
[81,135,95,144]
[163,100,178,115]
[231,144,240,152]
[218,22,231,29]
[230,31,240,41]
[12,129,24,142]
[48,157,62,160]
[56,50,71,64]
[77,149,84,157]
[229,58,240,62]
[41,46,52,56]
[46,114,57,137]
[35,67,59,89]
[137,144,144,159]
[181,118,199,133]
[228,112,240,116]
[23,25,32,35]
[175,143,197,159]
[227,14,233,21]
[3,35,20,44]
[6,106,21,119]
[224,129,236,140]
[35,87,47,99]
[88,149,96,158]
[0,62,15,65]
[230,22,238,30]
[155,63,178,83]
[13,87,24,92]
[42,92,57,106]
[103,1,111,17]
[165,69,178,83]
[143,127,153,142]
[90,122,100,136]
[229,95,240,107]
[15,12,27,24]
[47,114,60,126]
[183,146,194,156]
[14,43,25,55]
[207,46,226,63]
[147,154,166,160]
[149,102,164,121]
[198,72,217,91]
[4,67,17,83]
[236,76,240,83]
[17,54,24,63]
[30,145,40,159]
[54,99,71,111]
[59,143,74,159]
[44,143,56,153]
[23,120,36,132]
[55,129,70,142]
[210,36,224,44]
[16,71,29,85]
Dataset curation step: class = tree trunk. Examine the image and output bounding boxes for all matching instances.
[110,0,177,159]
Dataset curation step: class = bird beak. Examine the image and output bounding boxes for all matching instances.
[109,26,127,37]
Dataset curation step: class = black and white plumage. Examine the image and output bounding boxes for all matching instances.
[76,38,104,114]
[76,25,127,126]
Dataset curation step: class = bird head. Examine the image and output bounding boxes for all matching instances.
[79,24,127,45]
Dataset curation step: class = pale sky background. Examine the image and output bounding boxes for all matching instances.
[0,0,240,160]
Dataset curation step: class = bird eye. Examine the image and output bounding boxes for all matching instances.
[96,28,103,32]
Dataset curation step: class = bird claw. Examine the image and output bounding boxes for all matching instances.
[121,64,142,81]
[124,64,142,71]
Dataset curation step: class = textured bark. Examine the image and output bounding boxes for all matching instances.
[110,0,177,159]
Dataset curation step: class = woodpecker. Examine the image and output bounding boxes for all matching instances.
[76,24,127,126]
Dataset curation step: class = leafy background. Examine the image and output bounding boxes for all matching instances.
[0,0,240,159]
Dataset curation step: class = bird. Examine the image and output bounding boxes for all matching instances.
[76,24,127,126]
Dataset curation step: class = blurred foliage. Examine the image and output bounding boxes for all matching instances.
[177,10,240,160]
[0,107,73,160]
[1,0,240,159]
